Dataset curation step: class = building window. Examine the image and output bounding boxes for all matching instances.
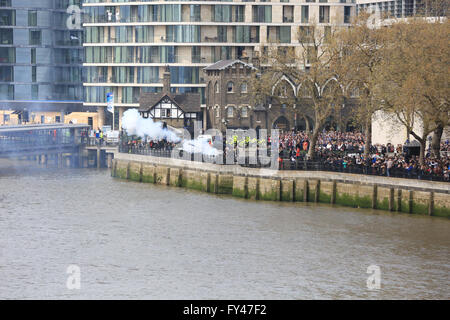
[31,85,38,100]
[227,81,234,93]
[0,28,12,44]
[31,66,36,82]
[0,47,14,63]
[241,106,248,118]
[344,6,351,24]
[29,30,41,45]
[227,106,234,118]
[31,48,36,64]
[0,9,15,26]
[240,82,247,93]
[214,81,219,93]
[28,10,37,26]
[0,66,13,82]
[319,6,330,23]
[252,6,272,23]
[301,6,309,23]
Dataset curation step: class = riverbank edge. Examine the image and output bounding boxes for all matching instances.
[111,153,450,218]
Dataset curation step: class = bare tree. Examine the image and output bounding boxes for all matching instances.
[331,13,388,159]
[377,18,450,164]
[249,23,346,160]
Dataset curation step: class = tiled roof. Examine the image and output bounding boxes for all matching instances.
[139,93,201,113]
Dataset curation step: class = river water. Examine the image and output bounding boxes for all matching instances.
[0,162,449,299]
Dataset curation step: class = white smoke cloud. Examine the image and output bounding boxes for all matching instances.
[182,138,219,156]
[121,109,180,142]
[121,108,220,156]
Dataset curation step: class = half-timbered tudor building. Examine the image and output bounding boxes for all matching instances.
[139,66,202,134]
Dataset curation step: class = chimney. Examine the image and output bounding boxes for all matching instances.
[162,65,171,94]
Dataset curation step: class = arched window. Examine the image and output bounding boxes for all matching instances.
[214,81,219,93]
[240,82,247,93]
[227,106,234,118]
[227,81,234,93]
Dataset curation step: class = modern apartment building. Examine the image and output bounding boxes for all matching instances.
[0,0,84,123]
[356,0,446,18]
[82,0,356,129]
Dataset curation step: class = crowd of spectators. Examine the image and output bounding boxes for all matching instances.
[277,130,450,181]
[119,129,450,181]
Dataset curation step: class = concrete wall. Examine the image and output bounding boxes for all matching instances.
[111,153,450,218]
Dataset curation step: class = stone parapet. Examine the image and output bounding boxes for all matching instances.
[112,153,450,218]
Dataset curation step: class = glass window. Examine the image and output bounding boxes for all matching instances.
[160,5,181,22]
[240,82,247,93]
[28,10,37,26]
[252,6,271,23]
[31,85,38,100]
[191,46,200,63]
[234,26,252,43]
[137,67,159,83]
[166,26,200,43]
[227,106,234,118]
[217,26,227,42]
[0,47,14,63]
[0,9,14,26]
[135,26,153,43]
[31,66,36,82]
[319,6,330,23]
[0,84,13,100]
[190,4,201,22]
[344,6,352,23]
[301,6,309,23]
[169,66,199,84]
[0,28,12,44]
[215,82,219,93]
[0,66,13,81]
[278,26,291,43]
[212,5,232,22]
[241,106,248,117]
[29,30,42,45]
[227,81,234,93]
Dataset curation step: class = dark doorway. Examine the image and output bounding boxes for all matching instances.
[273,116,290,131]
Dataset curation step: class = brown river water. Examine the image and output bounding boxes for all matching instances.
[0,160,449,299]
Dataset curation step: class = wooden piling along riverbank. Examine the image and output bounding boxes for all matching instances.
[112,153,450,218]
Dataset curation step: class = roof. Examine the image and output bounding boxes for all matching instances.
[203,59,257,71]
[139,93,201,113]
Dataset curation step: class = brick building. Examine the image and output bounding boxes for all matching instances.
[204,59,357,133]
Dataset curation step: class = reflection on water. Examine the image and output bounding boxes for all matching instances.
[0,164,449,299]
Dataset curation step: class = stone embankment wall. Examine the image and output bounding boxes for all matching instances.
[112,153,450,218]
